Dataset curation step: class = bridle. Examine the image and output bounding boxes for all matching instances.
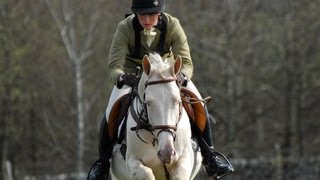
[130,76,183,146]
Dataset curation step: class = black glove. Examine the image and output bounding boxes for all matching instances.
[177,73,188,87]
[117,73,139,88]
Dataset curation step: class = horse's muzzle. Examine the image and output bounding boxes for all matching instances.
[157,145,176,164]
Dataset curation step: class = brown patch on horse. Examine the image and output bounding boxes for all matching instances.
[108,93,131,139]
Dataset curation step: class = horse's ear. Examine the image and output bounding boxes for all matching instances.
[174,55,182,75]
[142,55,151,75]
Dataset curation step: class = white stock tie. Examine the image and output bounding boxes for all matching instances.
[143,28,157,47]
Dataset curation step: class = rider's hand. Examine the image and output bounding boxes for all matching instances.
[177,73,188,87]
[117,73,139,88]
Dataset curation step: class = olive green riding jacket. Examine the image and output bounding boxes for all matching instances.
[107,12,193,85]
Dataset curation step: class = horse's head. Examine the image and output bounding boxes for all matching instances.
[138,52,182,164]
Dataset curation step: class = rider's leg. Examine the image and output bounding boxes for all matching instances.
[183,81,233,178]
[87,85,131,180]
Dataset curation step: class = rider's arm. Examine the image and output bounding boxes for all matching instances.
[166,14,194,79]
[107,19,132,85]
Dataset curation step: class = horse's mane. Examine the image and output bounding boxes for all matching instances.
[147,52,172,78]
[138,52,173,96]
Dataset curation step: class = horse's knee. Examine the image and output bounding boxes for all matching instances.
[172,157,194,179]
[131,167,155,180]
[128,156,155,180]
[172,168,190,180]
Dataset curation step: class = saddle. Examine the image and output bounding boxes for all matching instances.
[107,89,208,141]
[180,88,208,133]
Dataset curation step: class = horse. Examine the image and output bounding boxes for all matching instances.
[110,53,202,180]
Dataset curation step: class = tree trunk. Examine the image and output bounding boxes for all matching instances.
[44,1,98,178]
[76,60,85,175]
[5,160,13,180]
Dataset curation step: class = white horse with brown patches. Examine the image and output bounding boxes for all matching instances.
[110,53,202,180]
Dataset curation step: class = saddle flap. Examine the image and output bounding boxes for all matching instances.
[181,89,207,133]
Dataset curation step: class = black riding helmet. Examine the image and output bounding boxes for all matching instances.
[131,0,165,14]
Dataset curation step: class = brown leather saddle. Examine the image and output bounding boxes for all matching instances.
[180,88,209,133]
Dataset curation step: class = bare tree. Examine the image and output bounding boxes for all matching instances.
[44,0,100,177]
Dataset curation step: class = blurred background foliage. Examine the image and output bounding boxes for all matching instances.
[0,0,319,179]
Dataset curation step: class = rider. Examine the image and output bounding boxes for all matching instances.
[87,0,233,179]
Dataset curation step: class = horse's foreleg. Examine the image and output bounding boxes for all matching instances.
[127,155,155,180]
[171,155,194,180]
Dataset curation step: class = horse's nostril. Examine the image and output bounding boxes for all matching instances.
[157,151,164,163]
[157,149,176,164]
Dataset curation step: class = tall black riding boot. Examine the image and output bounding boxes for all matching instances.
[87,113,114,180]
[197,110,234,179]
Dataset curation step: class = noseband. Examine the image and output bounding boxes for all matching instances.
[130,76,183,145]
